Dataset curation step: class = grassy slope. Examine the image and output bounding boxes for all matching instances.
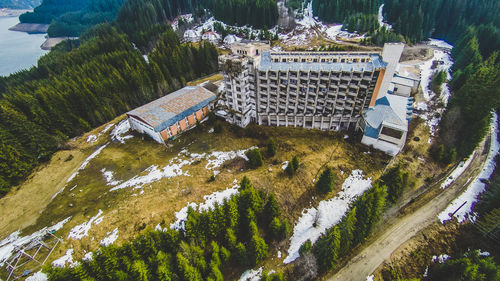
[0,113,390,275]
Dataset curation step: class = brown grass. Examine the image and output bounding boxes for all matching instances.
[0,116,390,273]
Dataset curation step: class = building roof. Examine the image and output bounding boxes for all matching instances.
[392,75,416,87]
[258,51,387,72]
[363,96,407,132]
[127,86,216,133]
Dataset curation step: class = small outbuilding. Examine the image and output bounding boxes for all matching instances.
[127,86,216,143]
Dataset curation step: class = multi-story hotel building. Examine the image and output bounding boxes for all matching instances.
[218,42,412,155]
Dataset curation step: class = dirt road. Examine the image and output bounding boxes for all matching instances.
[325,132,492,281]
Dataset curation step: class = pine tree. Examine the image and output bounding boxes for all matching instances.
[316,167,334,194]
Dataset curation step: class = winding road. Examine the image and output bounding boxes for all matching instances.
[325,130,493,281]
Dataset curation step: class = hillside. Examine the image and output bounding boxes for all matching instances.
[0,0,40,9]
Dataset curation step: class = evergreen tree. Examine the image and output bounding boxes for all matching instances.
[316,167,334,194]
[266,137,277,157]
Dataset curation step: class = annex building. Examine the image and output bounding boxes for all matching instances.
[218,42,413,156]
[127,85,216,143]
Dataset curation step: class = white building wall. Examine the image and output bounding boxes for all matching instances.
[128,116,163,144]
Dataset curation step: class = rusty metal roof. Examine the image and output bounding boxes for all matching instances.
[127,86,216,132]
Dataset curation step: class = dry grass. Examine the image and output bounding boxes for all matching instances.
[0,116,390,273]
[186,73,223,86]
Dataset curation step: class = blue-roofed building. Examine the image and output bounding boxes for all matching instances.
[126,86,216,143]
[358,94,413,156]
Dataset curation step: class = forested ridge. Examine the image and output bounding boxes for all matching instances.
[312,0,382,33]
[19,0,278,38]
[46,177,287,281]
[0,24,218,197]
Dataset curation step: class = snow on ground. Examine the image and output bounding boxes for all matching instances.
[86,134,97,143]
[205,147,256,170]
[281,161,289,170]
[0,217,71,266]
[239,267,263,281]
[439,113,499,223]
[171,13,194,31]
[478,249,490,256]
[67,209,104,240]
[110,119,133,143]
[83,251,94,261]
[440,155,475,189]
[101,168,121,186]
[66,143,109,183]
[111,147,255,192]
[25,271,48,281]
[51,185,66,200]
[377,4,392,30]
[52,248,77,268]
[432,254,450,263]
[86,123,115,143]
[277,250,282,258]
[283,170,372,264]
[170,183,240,230]
[413,40,454,140]
[427,39,453,50]
[366,275,375,281]
[100,228,119,246]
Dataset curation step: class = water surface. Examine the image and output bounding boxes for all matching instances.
[0,16,48,76]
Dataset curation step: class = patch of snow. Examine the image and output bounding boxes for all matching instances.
[414,41,454,139]
[110,119,133,144]
[86,134,97,143]
[377,4,392,30]
[52,248,77,268]
[440,155,474,189]
[427,39,453,50]
[171,184,240,230]
[101,168,121,186]
[423,266,429,277]
[100,228,119,246]
[239,267,263,281]
[83,252,93,261]
[283,170,372,264]
[478,249,490,256]
[100,123,115,134]
[110,161,192,191]
[67,144,108,183]
[51,185,66,200]
[223,34,242,45]
[208,128,215,133]
[432,254,450,263]
[366,275,375,281]
[344,134,349,139]
[205,147,257,170]
[25,271,48,281]
[172,14,194,31]
[277,250,282,258]
[67,209,104,240]
[281,161,289,170]
[0,217,71,266]
[439,113,499,223]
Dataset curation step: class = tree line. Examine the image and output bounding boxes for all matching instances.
[45,177,287,280]
[312,0,382,33]
[295,165,411,276]
[0,24,218,197]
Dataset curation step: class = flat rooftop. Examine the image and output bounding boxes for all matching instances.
[258,52,387,72]
[127,86,216,132]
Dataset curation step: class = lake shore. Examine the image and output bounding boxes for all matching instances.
[9,22,49,33]
[0,8,31,16]
[41,37,78,50]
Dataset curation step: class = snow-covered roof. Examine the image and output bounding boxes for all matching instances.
[392,75,416,87]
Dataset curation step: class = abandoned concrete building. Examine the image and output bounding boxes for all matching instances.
[127,85,216,143]
[218,42,413,155]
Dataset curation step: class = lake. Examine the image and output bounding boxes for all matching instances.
[0,16,48,77]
